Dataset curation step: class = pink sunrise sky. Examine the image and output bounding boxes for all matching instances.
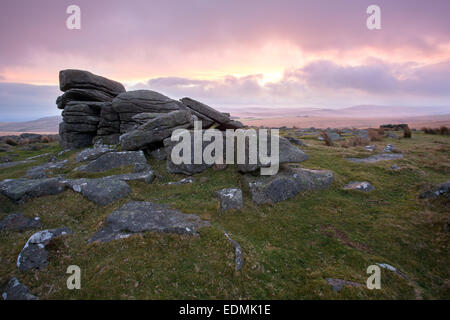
[0,0,449,120]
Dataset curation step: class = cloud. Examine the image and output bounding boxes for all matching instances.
[0,83,60,121]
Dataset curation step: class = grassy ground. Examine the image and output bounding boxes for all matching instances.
[0,131,448,299]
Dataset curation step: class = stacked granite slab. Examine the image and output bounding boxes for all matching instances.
[57,70,126,148]
[56,69,244,149]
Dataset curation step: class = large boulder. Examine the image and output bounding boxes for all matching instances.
[0,178,65,203]
[88,201,211,243]
[242,165,334,204]
[59,69,125,96]
[75,151,149,173]
[120,110,192,151]
[17,227,72,271]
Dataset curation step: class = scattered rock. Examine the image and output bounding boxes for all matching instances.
[383,144,396,152]
[75,151,149,173]
[419,181,450,199]
[0,178,65,203]
[326,278,364,292]
[342,181,374,192]
[166,177,194,185]
[347,153,403,163]
[25,160,68,179]
[214,188,243,211]
[364,145,376,152]
[2,277,39,300]
[242,165,334,204]
[390,164,401,170]
[0,213,41,231]
[223,232,243,271]
[63,177,131,206]
[88,201,210,243]
[376,263,408,279]
[285,136,307,147]
[17,227,72,271]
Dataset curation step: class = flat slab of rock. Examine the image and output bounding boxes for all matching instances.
[64,177,131,206]
[88,201,211,243]
[243,165,334,204]
[0,160,35,169]
[0,178,65,203]
[75,145,114,162]
[17,227,72,271]
[214,188,243,212]
[180,97,230,125]
[59,69,125,96]
[326,278,364,292]
[0,213,41,231]
[342,181,374,192]
[224,232,243,271]
[25,160,68,179]
[120,110,192,151]
[75,151,149,173]
[2,278,39,300]
[347,153,403,163]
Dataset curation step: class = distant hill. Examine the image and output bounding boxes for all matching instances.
[0,116,61,133]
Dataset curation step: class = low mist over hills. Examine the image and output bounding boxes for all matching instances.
[0,105,448,134]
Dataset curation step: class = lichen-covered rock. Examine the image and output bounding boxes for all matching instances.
[214,188,243,212]
[0,178,65,203]
[88,201,210,243]
[2,278,39,300]
[0,213,41,231]
[17,227,72,271]
[242,165,334,204]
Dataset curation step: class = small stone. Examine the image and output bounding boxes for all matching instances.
[214,188,243,212]
[326,278,363,292]
[342,181,374,192]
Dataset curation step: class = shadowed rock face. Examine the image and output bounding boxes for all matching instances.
[242,165,334,204]
[2,278,39,300]
[419,181,450,199]
[120,110,192,151]
[17,227,72,272]
[88,201,211,243]
[0,178,65,203]
[59,69,126,96]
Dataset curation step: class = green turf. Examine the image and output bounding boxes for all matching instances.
[0,131,448,299]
